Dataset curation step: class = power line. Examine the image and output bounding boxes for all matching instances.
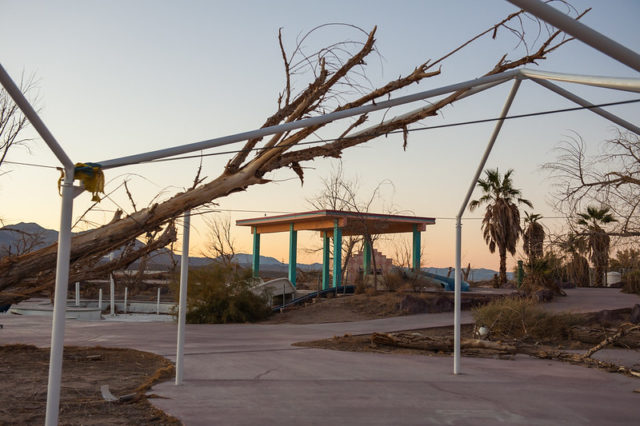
[2,160,59,169]
[4,97,640,170]
[147,97,640,164]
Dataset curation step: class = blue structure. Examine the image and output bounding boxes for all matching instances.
[422,271,470,292]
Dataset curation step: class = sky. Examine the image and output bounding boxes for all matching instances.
[1,0,639,270]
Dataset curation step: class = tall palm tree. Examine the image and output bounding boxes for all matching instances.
[576,206,617,287]
[470,168,532,286]
[523,212,545,264]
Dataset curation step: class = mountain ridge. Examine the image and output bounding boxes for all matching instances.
[0,222,507,279]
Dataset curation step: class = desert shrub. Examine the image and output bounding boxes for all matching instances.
[383,270,405,292]
[622,269,640,295]
[172,263,271,324]
[520,255,565,296]
[472,296,578,341]
[353,271,365,294]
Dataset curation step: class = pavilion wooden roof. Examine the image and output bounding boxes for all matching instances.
[236,210,435,237]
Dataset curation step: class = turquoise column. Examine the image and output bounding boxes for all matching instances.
[363,238,372,279]
[288,223,297,287]
[252,229,260,278]
[322,233,330,290]
[332,220,342,288]
[412,224,421,273]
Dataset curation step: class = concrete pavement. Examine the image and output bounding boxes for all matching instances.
[1,288,639,425]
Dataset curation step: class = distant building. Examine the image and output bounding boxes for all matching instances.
[345,248,393,279]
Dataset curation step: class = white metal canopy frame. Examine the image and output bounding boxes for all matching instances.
[1,1,640,423]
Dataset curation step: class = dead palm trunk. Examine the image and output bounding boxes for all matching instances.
[498,246,508,287]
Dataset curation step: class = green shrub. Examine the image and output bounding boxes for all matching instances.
[172,263,271,324]
[472,296,577,341]
[622,269,640,295]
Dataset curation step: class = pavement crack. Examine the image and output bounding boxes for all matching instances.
[253,368,276,380]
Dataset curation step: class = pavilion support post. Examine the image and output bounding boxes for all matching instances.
[176,210,190,386]
[322,233,330,290]
[333,221,342,288]
[412,224,421,273]
[363,238,372,280]
[252,228,260,278]
[288,224,297,287]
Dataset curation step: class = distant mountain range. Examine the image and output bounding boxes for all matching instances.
[0,222,322,271]
[423,267,513,282]
[0,222,507,279]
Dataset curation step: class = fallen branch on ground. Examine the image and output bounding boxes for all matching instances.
[371,325,640,379]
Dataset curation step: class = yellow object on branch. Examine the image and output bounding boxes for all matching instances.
[57,163,105,202]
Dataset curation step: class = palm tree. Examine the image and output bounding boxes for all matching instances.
[558,231,590,287]
[523,212,545,264]
[576,206,617,287]
[470,168,532,286]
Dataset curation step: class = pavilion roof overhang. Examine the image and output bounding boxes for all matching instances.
[236,210,435,237]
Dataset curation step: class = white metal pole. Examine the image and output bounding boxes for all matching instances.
[530,78,640,135]
[508,0,640,73]
[454,79,522,375]
[109,252,115,316]
[157,288,161,315]
[44,171,75,426]
[98,288,103,311]
[519,69,640,92]
[454,219,462,374]
[124,287,128,314]
[96,71,519,170]
[0,64,74,169]
[75,282,80,307]
[176,211,191,385]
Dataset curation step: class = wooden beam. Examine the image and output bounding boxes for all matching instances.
[253,218,348,234]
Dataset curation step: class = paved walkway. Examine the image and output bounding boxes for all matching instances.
[2,288,639,425]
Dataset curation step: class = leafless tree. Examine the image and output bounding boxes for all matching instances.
[1,5,584,303]
[545,131,640,238]
[307,161,395,287]
[0,73,38,169]
[0,227,46,257]
[202,213,237,267]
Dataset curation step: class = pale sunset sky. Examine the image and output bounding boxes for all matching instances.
[1,0,639,270]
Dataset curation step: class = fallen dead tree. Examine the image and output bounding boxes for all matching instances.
[0,222,176,305]
[371,322,640,378]
[568,325,640,348]
[0,4,585,303]
[371,332,517,354]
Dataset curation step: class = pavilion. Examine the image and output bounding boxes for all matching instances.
[236,210,436,289]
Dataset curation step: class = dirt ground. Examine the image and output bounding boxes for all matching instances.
[262,290,504,324]
[0,345,179,425]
